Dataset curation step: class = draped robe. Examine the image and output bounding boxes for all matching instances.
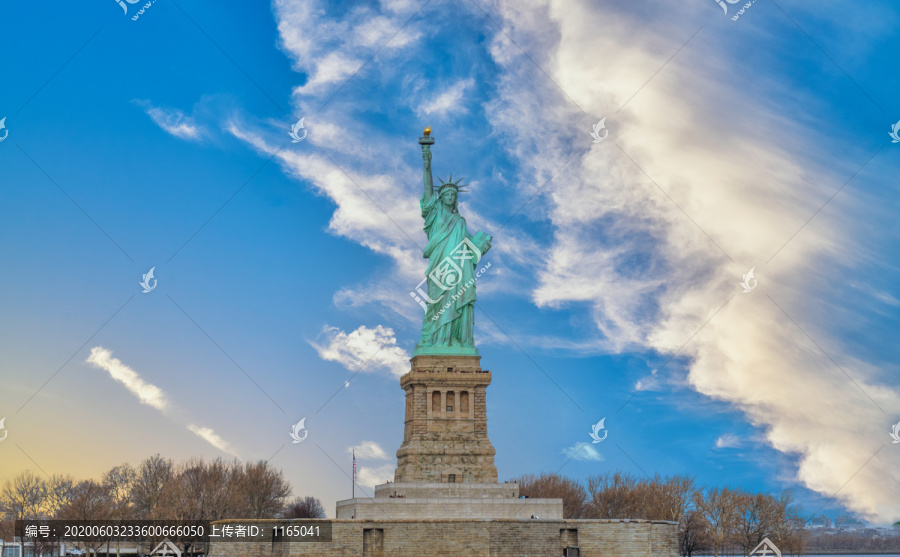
[416,190,482,349]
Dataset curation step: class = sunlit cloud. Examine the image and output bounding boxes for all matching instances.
[188,424,239,457]
[488,0,900,523]
[349,440,389,460]
[310,325,410,377]
[86,346,168,411]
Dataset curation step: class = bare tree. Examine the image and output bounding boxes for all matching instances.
[679,509,710,557]
[0,470,47,520]
[0,469,48,556]
[653,474,696,523]
[692,486,744,557]
[131,455,174,519]
[103,464,136,519]
[512,473,587,518]
[735,492,780,555]
[102,464,136,557]
[57,479,113,556]
[233,461,292,519]
[191,458,242,522]
[585,471,639,519]
[283,496,326,519]
[768,490,805,556]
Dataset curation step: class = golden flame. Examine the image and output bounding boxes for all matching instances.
[423,126,432,137]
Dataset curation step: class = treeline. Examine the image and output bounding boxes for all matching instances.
[806,529,900,552]
[0,455,325,542]
[512,472,806,556]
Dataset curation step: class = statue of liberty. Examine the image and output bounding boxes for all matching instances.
[414,128,492,356]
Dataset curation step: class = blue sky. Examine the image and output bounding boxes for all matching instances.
[1,0,899,523]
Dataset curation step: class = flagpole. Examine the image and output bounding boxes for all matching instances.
[352,450,356,499]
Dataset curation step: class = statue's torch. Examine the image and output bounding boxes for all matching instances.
[419,126,434,153]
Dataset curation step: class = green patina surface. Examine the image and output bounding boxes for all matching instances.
[414,130,491,357]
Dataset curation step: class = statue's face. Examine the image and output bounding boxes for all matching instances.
[441,188,457,206]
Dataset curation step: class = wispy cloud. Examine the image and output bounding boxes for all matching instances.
[86,346,168,411]
[274,0,422,97]
[86,346,237,457]
[562,441,604,462]
[310,325,410,377]
[417,78,475,116]
[188,424,238,457]
[715,433,741,449]
[135,100,203,140]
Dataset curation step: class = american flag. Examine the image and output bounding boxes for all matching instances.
[353,450,357,481]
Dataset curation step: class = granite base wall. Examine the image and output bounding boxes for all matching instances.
[373,482,518,499]
[208,518,679,557]
[335,496,563,519]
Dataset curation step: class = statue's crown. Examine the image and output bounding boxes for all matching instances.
[435,174,469,195]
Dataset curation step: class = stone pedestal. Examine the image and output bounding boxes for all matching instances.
[393,354,497,484]
[335,482,563,520]
[335,353,565,522]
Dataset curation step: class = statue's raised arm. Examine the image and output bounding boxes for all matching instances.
[421,126,434,200]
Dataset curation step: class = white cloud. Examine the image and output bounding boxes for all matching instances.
[349,440,389,460]
[562,442,604,462]
[310,325,410,377]
[274,0,422,97]
[715,433,741,449]
[86,346,238,457]
[188,424,239,457]
[349,441,393,489]
[136,101,203,140]
[486,0,900,523]
[86,346,168,411]
[356,463,395,489]
[417,78,475,116]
